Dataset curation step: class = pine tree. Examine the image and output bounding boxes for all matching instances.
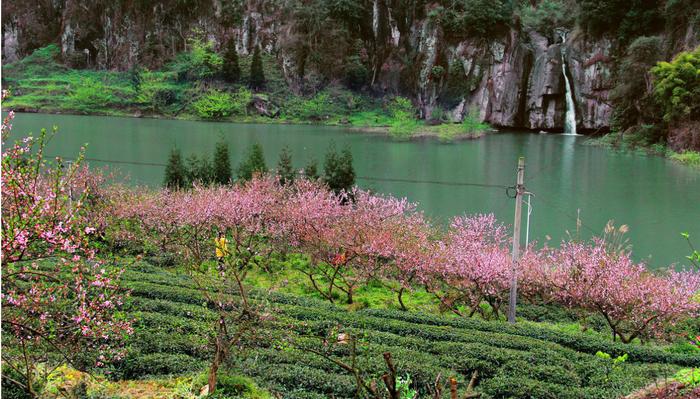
[277,146,295,185]
[323,143,355,195]
[213,140,232,185]
[222,39,240,83]
[338,146,356,191]
[249,45,265,90]
[164,147,187,189]
[237,143,267,181]
[303,158,319,181]
[186,154,214,186]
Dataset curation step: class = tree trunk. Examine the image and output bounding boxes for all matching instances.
[397,287,408,311]
[208,344,222,394]
[208,319,227,394]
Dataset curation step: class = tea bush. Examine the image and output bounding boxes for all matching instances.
[113,264,694,398]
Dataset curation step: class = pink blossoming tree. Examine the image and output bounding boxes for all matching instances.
[536,239,700,342]
[1,103,131,396]
[427,214,513,319]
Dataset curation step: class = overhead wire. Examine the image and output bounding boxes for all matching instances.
[51,152,606,238]
[356,175,510,189]
[49,153,514,190]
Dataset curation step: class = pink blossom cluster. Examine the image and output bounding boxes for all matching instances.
[521,239,700,342]
[114,175,700,340]
[426,214,513,318]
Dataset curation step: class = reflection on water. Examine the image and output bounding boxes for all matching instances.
[8,113,700,268]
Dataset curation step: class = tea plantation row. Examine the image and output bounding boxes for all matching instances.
[114,263,699,398]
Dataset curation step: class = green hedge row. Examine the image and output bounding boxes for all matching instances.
[356,309,700,367]
[115,265,696,398]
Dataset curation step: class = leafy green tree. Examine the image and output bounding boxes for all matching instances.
[222,39,241,83]
[164,147,187,189]
[213,140,233,185]
[186,154,214,186]
[277,146,295,185]
[237,143,268,181]
[652,46,700,124]
[249,45,266,90]
[303,158,320,180]
[323,142,355,194]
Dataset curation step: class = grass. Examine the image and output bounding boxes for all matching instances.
[670,151,700,168]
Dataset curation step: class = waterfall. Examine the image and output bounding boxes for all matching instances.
[560,33,577,135]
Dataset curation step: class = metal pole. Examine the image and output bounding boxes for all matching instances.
[507,157,525,324]
[525,194,532,248]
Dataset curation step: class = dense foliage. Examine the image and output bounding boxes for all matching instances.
[651,47,700,125]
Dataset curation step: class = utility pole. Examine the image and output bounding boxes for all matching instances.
[507,157,525,324]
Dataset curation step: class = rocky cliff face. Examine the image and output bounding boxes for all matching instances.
[337,9,615,132]
[2,1,696,132]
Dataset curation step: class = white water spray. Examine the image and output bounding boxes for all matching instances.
[560,32,577,135]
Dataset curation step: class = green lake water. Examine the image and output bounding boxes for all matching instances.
[9,113,700,268]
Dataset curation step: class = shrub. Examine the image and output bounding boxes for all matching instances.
[670,151,700,167]
[206,374,272,399]
[170,37,223,81]
[437,109,490,140]
[4,44,64,76]
[133,71,179,112]
[441,0,513,40]
[118,353,205,379]
[193,90,235,119]
[344,55,369,90]
[388,97,420,138]
[303,158,320,180]
[231,87,253,114]
[67,78,118,112]
[282,92,338,121]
